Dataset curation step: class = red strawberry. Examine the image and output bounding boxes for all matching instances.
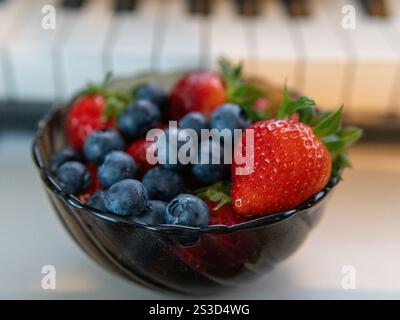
[171,235,252,279]
[204,199,249,226]
[172,200,257,278]
[67,94,114,150]
[168,71,226,119]
[78,164,101,203]
[232,119,332,215]
[78,193,91,204]
[126,138,157,176]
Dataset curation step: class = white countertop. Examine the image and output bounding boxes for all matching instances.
[1,132,399,299]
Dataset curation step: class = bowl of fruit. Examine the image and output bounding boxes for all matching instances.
[32,59,362,295]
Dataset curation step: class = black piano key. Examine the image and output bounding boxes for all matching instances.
[360,0,389,17]
[235,0,261,16]
[114,0,136,12]
[62,0,85,9]
[186,0,212,15]
[283,0,310,17]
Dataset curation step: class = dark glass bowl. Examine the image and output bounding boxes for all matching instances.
[31,73,340,295]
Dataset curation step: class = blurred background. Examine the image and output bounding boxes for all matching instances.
[0,0,400,299]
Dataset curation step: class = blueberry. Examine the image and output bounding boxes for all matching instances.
[192,139,230,185]
[135,83,167,110]
[157,127,197,171]
[105,179,148,216]
[210,103,251,134]
[142,167,184,201]
[134,200,167,225]
[83,129,125,164]
[49,147,82,173]
[56,161,90,195]
[118,100,160,139]
[165,194,209,227]
[88,190,107,211]
[98,151,137,188]
[178,112,209,136]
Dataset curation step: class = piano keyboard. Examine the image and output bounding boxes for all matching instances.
[1,0,400,129]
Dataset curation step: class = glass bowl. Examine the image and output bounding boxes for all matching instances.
[31,72,340,295]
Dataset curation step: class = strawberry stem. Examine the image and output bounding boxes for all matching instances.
[219,57,269,121]
[277,84,316,120]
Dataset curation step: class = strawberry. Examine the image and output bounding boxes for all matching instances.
[67,94,113,150]
[204,199,248,226]
[232,119,332,215]
[195,183,250,225]
[171,236,249,278]
[126,138,157,176]
[67,74,130,149]
[168,70,226,119]
[172,199,257,278]
[168,58,270,121]
[174,236,259,279]
[228,78,363,215]
[193,61,361,217]
[77,164,101,203]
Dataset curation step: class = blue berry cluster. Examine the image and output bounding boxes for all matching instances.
[50,83,250,228]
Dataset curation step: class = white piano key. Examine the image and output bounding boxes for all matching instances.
[248,0,300,88]
[106,0,160,77]
[8,0,62,102]
[336,0,399,118]
[158,0,204,71]
[58,0,113,98]
[299,0,350,109]
[0,0,25,100]
[209,0,249,70]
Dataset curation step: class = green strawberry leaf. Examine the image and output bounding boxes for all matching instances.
[277,84,316,121]
[229,83,270,121]
[321,134,343,154]
[72,72,131,122]
[72,84,107,101]
[298,105,316,124]
[312,106,343,138]
[322,127,363,154]
[277,83,290,118]
[284,95,316,122]
[219,57,242,87]
[195,181,232,210]
[287,96,316,115]
[331,153,353,180]
[312,107,361,179]
[218,57,268,121]
[308,109,331,126]
[323,126,363,180]
[338,127,364,146]
[73,72,114,100]
[103,96,127,122]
